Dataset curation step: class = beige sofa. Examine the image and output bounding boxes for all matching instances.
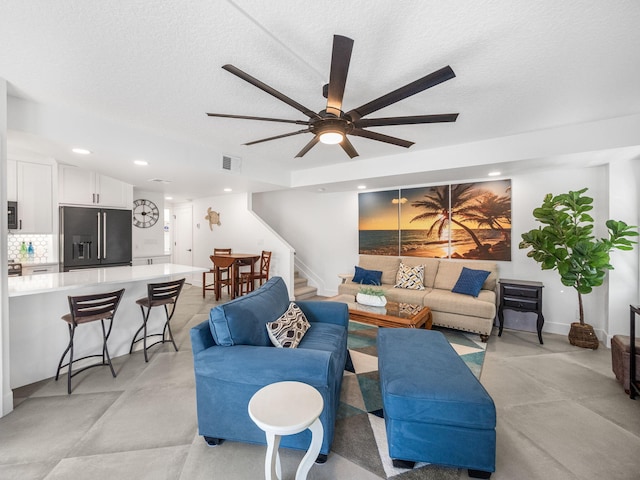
[338,255,498,341]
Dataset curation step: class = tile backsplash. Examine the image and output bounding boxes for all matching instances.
[7,234,54,263]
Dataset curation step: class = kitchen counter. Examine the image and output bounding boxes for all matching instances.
[8,263,204,297]
[7,264,207,390]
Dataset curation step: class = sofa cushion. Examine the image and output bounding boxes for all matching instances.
[400,257,439,288]
[394,263,425,290]
[425,289,496,319]
[452,267,491,297]
[267,302,311,348]
[298,322,349,383]
[352,265,383,285]
[209,276,289,346]
[359,255,401,285]
[434,261,498,291]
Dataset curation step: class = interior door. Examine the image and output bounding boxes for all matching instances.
[173,204,194,281]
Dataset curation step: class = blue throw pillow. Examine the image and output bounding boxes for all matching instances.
[451,267,491,297]
[352,266,383,285]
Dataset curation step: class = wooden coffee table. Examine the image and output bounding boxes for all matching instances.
[331,294,432,329]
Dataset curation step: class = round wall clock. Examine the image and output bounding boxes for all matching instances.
[133,199,160,228]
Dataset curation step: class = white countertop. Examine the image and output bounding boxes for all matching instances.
[8,263,206,297]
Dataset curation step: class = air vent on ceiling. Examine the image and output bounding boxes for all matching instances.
[221,154,241,174]
[148,178,172,184]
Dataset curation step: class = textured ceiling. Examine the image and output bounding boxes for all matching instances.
[1,1,639,200]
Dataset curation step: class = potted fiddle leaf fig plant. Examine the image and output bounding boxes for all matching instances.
[519,188,638,349]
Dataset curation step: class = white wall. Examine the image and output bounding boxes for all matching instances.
[1,78,11,416]
[254,162,640,340]
[606,156,640,344]
[186,193,296,296]
[252,189,358,294]
[132,189,166,258]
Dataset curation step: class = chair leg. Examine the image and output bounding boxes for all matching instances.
[142,305,150,362]
[129,305,152,362]
[67,330,74,394]
[163,304,179,352]
[55,323,76,394]
[101,319,117,378]
[56,324,73,381]
[129,321,145,355]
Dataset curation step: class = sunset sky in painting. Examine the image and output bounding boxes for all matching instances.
[358,190,400,230]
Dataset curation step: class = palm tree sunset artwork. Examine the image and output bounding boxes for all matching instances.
[358,190,401,255]
[359,180,512,260]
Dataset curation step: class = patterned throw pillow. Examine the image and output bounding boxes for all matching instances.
[266,302,311,348]
[394,263,425,290]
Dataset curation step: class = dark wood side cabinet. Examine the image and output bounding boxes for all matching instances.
[498,279,545,344]
[630,305,640,400]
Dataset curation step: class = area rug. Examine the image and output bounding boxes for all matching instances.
[332,322,487,479]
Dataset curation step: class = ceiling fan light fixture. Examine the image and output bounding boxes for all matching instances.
[319,130,344,145]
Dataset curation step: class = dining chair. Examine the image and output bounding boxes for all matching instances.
[203,248,232,298]
[55,288,125,394]
[210,254,235,300]
[239,250,272,295]
[129,278,185,362]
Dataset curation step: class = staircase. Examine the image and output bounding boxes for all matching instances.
[294,271,318,300]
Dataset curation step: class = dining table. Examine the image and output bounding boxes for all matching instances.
[210,253,261,300]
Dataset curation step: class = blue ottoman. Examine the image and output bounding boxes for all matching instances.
[378,328,496,479]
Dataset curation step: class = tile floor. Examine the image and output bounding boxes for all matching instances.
[1,284,639,479]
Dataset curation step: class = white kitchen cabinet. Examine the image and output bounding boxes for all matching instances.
[22,263,59,276]
[58,165,133,208]
[7,160,17,201]
[7,159,54,233]
[132,255,171,266]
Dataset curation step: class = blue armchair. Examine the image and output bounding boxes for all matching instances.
[190,276,348,459]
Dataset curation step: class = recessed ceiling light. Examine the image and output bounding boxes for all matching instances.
[134,159,148,166]
[317,187,326,192]
[488,171,501,177]
[224,188,232,192]
[72,148,91,155]
[357,185,367,190]
[165,196,173,200]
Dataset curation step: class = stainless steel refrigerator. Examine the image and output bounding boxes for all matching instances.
[60,206,132,271]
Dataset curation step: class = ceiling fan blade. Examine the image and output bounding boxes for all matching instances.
[326,35,354,117]
[340,136,359,158]
[354,113,459,128]
[350,128,414,148]
[346,66,456,121]
[206,112,310,125]
[295,136,320,158]
[223,64,321,120]
[244,128,311,146]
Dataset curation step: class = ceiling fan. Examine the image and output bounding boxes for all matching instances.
[206,35,458,159]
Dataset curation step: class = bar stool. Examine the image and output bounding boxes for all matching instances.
[129,278,185,362]
[55,288,125,394]
[239,250,272,295]
[203,248,232,298]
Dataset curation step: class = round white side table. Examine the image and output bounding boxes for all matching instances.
[248,381,324,480]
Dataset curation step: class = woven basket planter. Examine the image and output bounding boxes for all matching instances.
[568,322,599,350]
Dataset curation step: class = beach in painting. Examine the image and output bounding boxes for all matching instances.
[359,228,511,260]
